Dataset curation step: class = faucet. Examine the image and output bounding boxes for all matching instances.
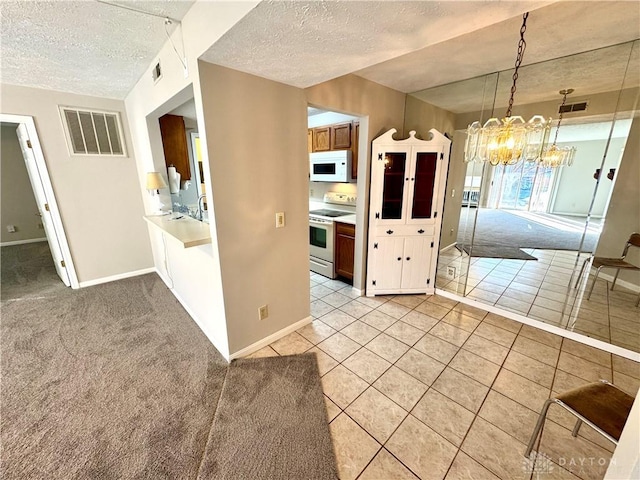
[197,194,207,221]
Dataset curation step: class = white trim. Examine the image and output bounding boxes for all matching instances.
[351,287,363,297]
[439,242,457,253]
[78,267,156,288]
[1,113,80,289]
[0,237,47,247]
[435,288,640,362]
[228,316,313,361]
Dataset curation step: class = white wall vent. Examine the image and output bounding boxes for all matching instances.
[59,107,126,156]
[559,101,588,114]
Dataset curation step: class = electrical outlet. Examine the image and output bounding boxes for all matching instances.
[258,305,269,321]
[310,188,314,197]
[446,266,456,279]
[450,228,454,236]
[6,225,16,233]
[275,212,285,228]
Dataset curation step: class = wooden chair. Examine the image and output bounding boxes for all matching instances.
[525,379,635,459]
[575,232,640,306]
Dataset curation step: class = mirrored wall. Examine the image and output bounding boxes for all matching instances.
[408,40,640,353]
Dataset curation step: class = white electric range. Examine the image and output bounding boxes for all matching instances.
[309,192,357,278]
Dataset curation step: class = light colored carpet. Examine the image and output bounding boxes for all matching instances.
[1,271,336,479]
[197,354,338,480]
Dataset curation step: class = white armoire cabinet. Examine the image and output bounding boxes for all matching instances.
[366,128,451,296]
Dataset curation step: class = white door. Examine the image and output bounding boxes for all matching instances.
[16,124,71,286]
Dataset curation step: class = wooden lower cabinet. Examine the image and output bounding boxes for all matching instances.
[335,222,355,281]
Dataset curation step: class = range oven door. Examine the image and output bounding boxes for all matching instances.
[309,218,334,263]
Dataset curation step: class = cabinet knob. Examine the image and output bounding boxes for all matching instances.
[411,178,415,181]
[405,178,409,181]
[418,229,425,234]
[397,257,402,261]
[386,230,394,235]
[406,257,411,261]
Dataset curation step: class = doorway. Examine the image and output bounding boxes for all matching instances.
[0,114,78,298]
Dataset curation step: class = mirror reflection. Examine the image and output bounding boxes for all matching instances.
[409,40,640,353]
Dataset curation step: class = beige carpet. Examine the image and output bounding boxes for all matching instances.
[1,270,336,479]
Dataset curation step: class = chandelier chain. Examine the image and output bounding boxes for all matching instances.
[506,12,528,118]
[553,92,569,146]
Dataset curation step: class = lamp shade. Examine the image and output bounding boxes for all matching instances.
[146,172,167,190]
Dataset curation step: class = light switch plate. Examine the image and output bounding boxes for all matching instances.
[276,212,285,228]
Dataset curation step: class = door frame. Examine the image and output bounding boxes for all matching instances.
[1,113,79,289]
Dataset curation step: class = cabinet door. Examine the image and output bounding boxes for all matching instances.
[159,114,191,180]
[407,151,439,223]
[313,127,330,151]
[380,152,409,221]
[371,236,405,291]
[332,123,352,149]
[335,223,355,280]
[401,237,434,290]
[352,121,359,180]
[307,129,313,153]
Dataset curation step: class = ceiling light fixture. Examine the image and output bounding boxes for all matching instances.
[464,12,550,166]
[538,89,577,168]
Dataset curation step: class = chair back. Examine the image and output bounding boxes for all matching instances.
[622,232,640,257]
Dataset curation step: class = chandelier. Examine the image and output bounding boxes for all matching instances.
[538,89,577,168]
[464,12,551,166]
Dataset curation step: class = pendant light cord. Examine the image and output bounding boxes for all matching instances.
[506,12,529,118]
[552,91,570,146]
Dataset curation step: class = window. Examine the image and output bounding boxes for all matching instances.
[59,106,126,156]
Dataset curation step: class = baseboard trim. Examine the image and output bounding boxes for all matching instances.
[228,316,313,361]
[0,237,47,247]
[78,267,156,288]
[153,268,230,360]
[352,287,363,296]
[439,242,457,253]
[598,272,640,294]
[435,288,640,362]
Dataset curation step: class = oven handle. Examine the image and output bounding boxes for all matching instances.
[310,219,333,227]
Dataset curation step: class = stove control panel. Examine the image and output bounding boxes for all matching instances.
[324,191,357,206]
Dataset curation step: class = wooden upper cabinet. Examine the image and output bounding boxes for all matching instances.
[313,126,331,151]
[331,123,352,149]
[307,129,314,153]
[159,114,191,180]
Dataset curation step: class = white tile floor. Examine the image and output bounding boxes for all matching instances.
[437,248,640,352]
[247,273,640,480]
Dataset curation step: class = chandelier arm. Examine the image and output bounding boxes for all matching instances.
[506,12,529,118]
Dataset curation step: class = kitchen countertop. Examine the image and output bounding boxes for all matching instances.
[144,214,211,248]
[334,214,356,226]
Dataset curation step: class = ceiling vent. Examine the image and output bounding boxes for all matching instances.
[558,101,588,114]
[59,107,126,156]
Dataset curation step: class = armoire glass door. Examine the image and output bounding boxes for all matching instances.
[381,152,407,219]
[411,152,438,219]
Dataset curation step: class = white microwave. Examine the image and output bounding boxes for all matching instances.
[310,151,353,183]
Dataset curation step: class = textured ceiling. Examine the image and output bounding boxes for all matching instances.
[412,41,640,114]
[200,0,551,88]
[0,0,194,99]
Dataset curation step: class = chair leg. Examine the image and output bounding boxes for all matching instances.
[611,268,621,291]
[587,267,602,300]
[574,258,590,289]
[572,419,582,437]
[525,399,555,458]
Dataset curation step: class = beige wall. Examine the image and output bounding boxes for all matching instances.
[0,124,43,243]
[0,85,152,283]
[596,116,640,287]
[404,95,456,139]
[199,62,310,354]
